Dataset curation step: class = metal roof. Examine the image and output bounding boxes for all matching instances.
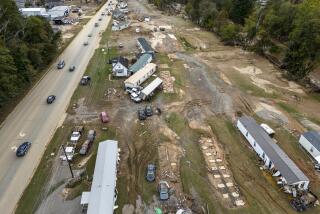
[125,63,156,86]
[302,131,320,151]
[86,140,118,214]
[239,116,309,184]
[129,53,152,73]
[141,77,163,96]
[137,38,154,53]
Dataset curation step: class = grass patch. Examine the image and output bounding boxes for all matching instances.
[179,36,196,51]
[277,102,300,117]
[165,112,187,136]
[226,71,279,99]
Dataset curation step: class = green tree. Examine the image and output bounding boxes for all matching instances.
[230,0,255,25]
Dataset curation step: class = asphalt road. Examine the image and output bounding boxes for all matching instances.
[0,1,113,213]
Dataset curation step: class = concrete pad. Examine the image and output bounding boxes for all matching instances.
[205,153,212,156]
[211,167,218,170]
[202,146,208,150]
[232,192,239,198]
[235,200,245,206]
[209,159,216,163]
[216,158,222,162]
[222,193,229,198]
[218,183,225,188]
[223,174,230,178]
[226,182,233,187]
[214,174,221,178]
[219,166,226,170]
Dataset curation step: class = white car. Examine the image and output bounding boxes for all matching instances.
[70,132,81,142]
[60,146,75,161]
[130,92,142,103]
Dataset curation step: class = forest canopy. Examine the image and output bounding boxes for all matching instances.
[0,0,60,108]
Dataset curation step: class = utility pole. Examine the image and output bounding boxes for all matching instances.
[62,144,74,178]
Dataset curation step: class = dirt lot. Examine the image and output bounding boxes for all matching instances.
[20,0,320,213]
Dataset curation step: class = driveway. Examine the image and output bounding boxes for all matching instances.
[0,1,113,213]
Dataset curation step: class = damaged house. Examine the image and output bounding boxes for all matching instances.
[237,116,309,191]
[110,56,129,77]
[299,131,320,165]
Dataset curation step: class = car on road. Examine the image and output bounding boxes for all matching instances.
[158,181,170,200]
[100,111,110,123]
[146,164,156,182]
[69,65,76,72]
[79,140,92,155]
[57,60,65,69]
[87,129,96,142]
[80,76,91,85]
[83,41,89,46]
[98,17,102,21]
[138,109,147,120]
[16,141,32,157]
[94,22,99,27]
[145,105,153,117]
[101,12,105,16]
[88,34,92,37]
[46,95,56,104]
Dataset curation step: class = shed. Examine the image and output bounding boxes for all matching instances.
[237,116,309,190]
[137,38,154,57]
[124,63,157,89]
[141,77,163,100]
[129,53,152,74]
[20,8,49,18]
[80,140,119,214]
[111,56,129,77]
[299,131,320,164]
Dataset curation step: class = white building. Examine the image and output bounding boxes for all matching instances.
[81,140,119,214]
[140,77,163,100]
[124,63,157,89]
[237,116,309,190]
[20,8,50,18]
[111,56,129,77]
[299,131,320,164]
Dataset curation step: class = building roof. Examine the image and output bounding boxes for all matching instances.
[86,140,118,214]
[112,56,129,68]
[141,77,163,96]
[20,8,46,12]
[137,37,154,53]
[302,131,320,151]
[125,63,156,86]
[239,116,309,184]
[129,53,152,73]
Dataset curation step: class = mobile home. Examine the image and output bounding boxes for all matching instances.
[124,63,157,89]
[237,116,309,190]
[299,131,320,164]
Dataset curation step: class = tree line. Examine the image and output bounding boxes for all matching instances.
[149,0,320,81]
[0,0,60,109]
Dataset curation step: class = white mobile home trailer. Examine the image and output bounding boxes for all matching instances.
[124,63,157,89]
[81,140,119,214]
[140,77,163,100]
[299,131,320,164]
[237,116,309,190]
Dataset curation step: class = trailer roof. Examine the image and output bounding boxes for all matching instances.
[84,140,118,214]
[129,53,152,73]
[302,131,320,151]
[141,77,163,96]
[125,63,156,86]
[239,116,309,185]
